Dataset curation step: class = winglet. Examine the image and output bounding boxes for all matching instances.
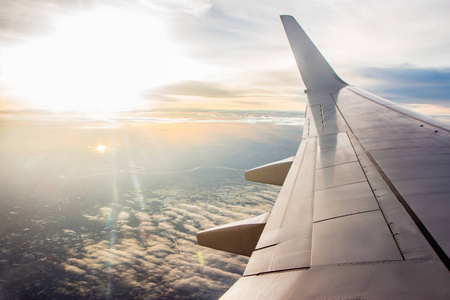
[280,15,347,92]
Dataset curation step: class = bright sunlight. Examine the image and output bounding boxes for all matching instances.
[1,6,210,112]
[95,144,108,153]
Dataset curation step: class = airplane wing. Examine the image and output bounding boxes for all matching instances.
[197,15,450,299]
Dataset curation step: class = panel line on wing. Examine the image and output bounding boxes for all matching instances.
[312,130,403,265]
[255,140,310,250]
[328,95,405,260]
[362,148,449,269]
[313,209,380,224]
[268,137,317,271]
[346,131,406,261]
[244,138,317,276]
[276,139,311,238]
[330,92,450,270]
[316,160,363,170]
[348,87,450,133]
[315,180,367,191]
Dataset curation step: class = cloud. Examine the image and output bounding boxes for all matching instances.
[153,80,236,98]
[3,1,449,112]
[51,181,279,299]
[117,211,130,223]
[137,0,212,17]
[147,76,299,101]
[64,264,86,275]
[142,68,306,110]
[0,0,95,43]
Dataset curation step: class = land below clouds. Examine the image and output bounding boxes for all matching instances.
[0,117,301,299]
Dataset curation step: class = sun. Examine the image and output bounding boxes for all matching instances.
[95,144,108,153]
[0,6,208,112]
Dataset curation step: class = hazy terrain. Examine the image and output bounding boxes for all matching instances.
[0,110,302,299]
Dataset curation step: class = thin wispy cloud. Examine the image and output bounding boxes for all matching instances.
[0,109,304,127]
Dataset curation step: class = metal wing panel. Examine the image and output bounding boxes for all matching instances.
[312,211,403,265]
[220,270,307,300]
[349,86,450,131]
[304,91,348,139]
[245,137,317,275]
[227,261,450,300]
[313,181,379,222]
[349,132,440,261]
[286,261,450,300]
[244,94,409,275]
[312,130,403,266]
[316,145,357,169]
[254,139,313,250]
[333,87,450,261]
[315,161,366,190]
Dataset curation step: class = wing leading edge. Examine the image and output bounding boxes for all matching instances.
[198,15,450,299]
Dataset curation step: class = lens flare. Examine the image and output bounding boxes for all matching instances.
[96,144,107,153]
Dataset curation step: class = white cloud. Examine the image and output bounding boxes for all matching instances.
[1,0,449,111]
[117,211,130,223]
[137,0,212,17]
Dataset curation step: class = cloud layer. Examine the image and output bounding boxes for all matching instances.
[56,181,278,299]
[0,1,449,111]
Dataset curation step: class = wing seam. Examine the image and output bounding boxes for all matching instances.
[268,139,311,271]
[313,208,380,224]
[348,88,450,133]
[330,93,450,271]
[346,130,406,261]
[315,180,367,191]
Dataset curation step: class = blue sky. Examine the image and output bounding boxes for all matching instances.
[0,0,449,114]
[359,67,450,102]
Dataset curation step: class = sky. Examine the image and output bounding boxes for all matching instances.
[0,2,449,298]
[0,0,450,115]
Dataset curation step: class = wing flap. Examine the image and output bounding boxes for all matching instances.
[287,260,450,299]
[224,260,450,300]
[221,270,307,300]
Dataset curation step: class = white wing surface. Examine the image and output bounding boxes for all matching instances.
[198,15,450,299]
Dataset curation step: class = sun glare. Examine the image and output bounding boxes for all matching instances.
[95,144,107,153]
[1,6,210,112]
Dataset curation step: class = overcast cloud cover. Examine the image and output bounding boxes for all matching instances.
[0,0,449,113]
